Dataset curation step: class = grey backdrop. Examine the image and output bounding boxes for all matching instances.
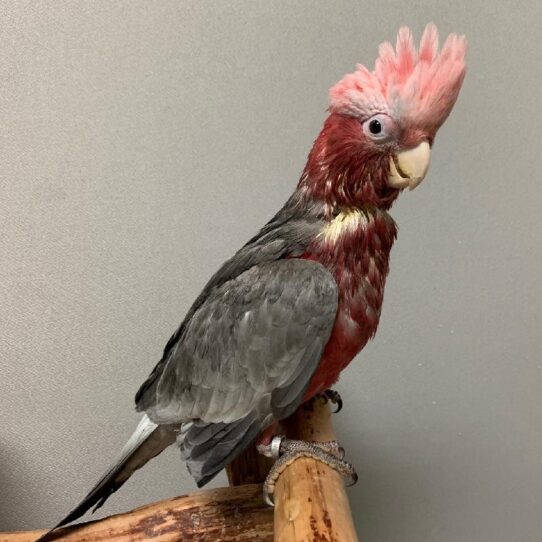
[1,1,541,540]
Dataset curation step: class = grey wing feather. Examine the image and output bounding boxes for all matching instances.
[179,414,262,486]
[139,258,338,427]
[134,194,326,407]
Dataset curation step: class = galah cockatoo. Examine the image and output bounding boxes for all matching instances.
[42,23,466,538]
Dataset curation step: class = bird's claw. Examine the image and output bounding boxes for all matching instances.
[322,389,343,413]
[256,437,357,506]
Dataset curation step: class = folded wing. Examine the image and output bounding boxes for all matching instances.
[136,258,338,484]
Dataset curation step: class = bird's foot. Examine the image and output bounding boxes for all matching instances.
[322,389,343,412]
[256,436,357,506]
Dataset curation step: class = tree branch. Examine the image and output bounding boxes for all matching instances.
[0,484,272,542]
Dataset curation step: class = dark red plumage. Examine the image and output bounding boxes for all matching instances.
[302,212,397,399]
[299,114,399,399]
[299,114,400,210]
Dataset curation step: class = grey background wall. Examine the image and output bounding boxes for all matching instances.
[1,1,541,540]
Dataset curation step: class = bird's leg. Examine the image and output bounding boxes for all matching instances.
[322,389,343,412]
[257,436,357,506]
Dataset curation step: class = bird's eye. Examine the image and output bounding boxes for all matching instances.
[369,119,382,135]
[362,114,396,143]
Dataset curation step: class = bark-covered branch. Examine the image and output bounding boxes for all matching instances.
[0,484,272,542]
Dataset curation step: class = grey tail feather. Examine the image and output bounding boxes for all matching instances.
[36,415,177,542]
[178,413,262,488]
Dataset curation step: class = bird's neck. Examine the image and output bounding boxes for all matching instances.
[296,114,400,211]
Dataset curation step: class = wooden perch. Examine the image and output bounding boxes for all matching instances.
[273,397,359,542]
[1,398,358,541]
[0,484,273,542]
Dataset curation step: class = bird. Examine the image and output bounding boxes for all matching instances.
[40,23,466,539]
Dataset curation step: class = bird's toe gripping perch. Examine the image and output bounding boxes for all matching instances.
[256,436,358,506]
[323,388,343,412]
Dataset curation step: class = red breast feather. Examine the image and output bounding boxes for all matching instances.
[302,208,397,398]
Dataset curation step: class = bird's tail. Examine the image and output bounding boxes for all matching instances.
[37,415,177,541]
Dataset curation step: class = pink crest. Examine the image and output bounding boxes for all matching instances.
[329,24,467,133]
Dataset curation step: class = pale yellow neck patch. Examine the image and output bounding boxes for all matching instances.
[320,207,370,244]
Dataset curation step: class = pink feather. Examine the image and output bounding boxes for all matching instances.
[329,24,467,135]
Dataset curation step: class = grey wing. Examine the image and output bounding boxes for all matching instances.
[139,258,338,427]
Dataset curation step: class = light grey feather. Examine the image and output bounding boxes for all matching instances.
[37,415,178,539]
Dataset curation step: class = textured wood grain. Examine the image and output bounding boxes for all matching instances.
[273,397,359,542]
[0,484,273,542]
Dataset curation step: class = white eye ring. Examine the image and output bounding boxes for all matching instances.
[362,114,395,143]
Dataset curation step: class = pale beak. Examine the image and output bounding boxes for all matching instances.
[388,141,431,191]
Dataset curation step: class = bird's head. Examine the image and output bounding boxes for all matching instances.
[300,24,467,210]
